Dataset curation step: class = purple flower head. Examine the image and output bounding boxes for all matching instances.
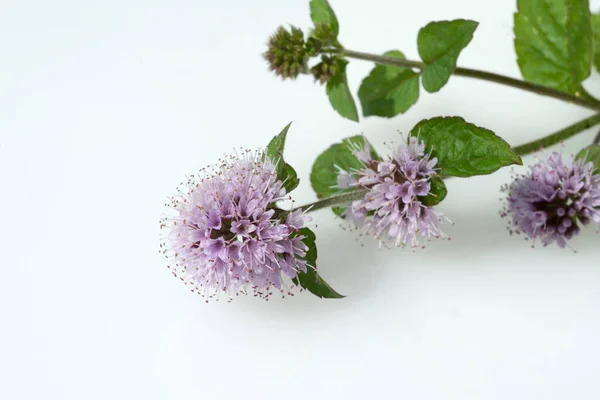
[502,152,600,248]
[337,137,446,248]
[160,150,311,301]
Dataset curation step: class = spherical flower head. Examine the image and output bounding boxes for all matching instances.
[263,26,309,80]
[503,152,600,248]
[337,137,446,248]
[160,150,311,301]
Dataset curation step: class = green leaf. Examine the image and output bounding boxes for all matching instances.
[514,0,592,93]
[292,227,344,299]
[310,0,339,36]
[419,175,448,206]
[266,122,290,159]
[418,19,478,93]
[327,58,359,122]
[358,50,420,118]
[410,116,523,177]
[265,122,300,193]
[576,144,600,174]
[281,164,299,193]
[592,13,600,72]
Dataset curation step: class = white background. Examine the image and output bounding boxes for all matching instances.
[2,0,600,399]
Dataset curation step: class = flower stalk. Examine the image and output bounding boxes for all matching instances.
[593,129,600,145]
[292,188,368,213]
[513,113,600,155]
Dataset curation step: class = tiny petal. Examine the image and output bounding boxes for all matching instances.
[377,161,396,175]
[287,209,311,231]
[231,220,256,236]
[206,209,222,230]
[337,171,356,189]
[204,237,226,258]
[357,169,380,186]
[414,179,431,197]
[353,141,373,163]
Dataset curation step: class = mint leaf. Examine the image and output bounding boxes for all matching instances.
[418,19,478,93]
[266,122,290,158]
[292,228,344,299]
[265,122,300,193]
[576,144,600,174]
[514,0,592,93]
[592,13,600,72]
[358,50,420,118]
[280,164,299,193]
[411,117,522,177]
[326,58,359,122]
[310,0,339,36]
[420,175,447,206]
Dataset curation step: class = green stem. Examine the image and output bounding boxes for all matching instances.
[593,129,600,145]
[292,188,368,213]
[577,86,600,104]
[513,113,600,155]
[333,49,600,111]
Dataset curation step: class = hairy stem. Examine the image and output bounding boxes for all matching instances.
[292,188,368,213]
[334,49,600,111]
[513,113,600,155]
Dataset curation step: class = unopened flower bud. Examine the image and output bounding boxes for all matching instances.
[263,26,309,79]
[310,55,338,84]
[305,37,322,57]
